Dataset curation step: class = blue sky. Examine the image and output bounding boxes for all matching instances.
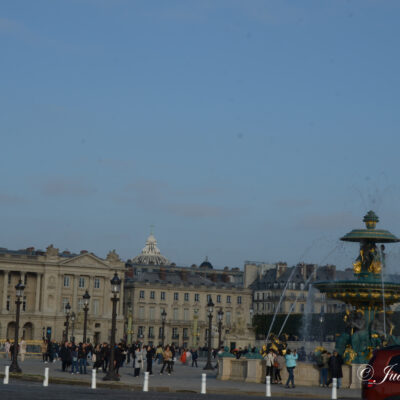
[1,0,400,270]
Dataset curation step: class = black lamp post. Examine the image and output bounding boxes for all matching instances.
[203,298,214,370]
[83,290,90,343]
[71,312,76,343]
[161,309,167,347]
[319,311,325,346]
[217,308,224,349]
[10,279,25,373]
[64,302,71,342]
[103,272,121,381]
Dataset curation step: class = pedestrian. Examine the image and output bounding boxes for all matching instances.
[284,349,298,389]
[71,345,79,374]
[78,343,88,374]
[133,345,144,377]
[275,352,285,384]
[5,339,11,360]
[59,342,70,372]
[328,350,343,388]
[20,338,26,362]
[318,351,330,387]
[191,348,198,367]
[114,343,124,377]
[146,345,155,375]
[156,345,163,364]
[41,339,48,363]
[160,345,173,375]
[264,349,275,380]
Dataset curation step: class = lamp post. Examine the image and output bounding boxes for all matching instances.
[71,312,76,343]
[203,298,214,370]
[161,309,167,347]
[217,308,224,349]
[103,272,121,381]
[64,302,71,342]
[83,290,90,343]
[10,279,25,373]
[319,311,325,346]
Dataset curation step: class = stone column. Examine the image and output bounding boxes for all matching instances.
[35,273,42,312]
[119,279,124,315]
[2,271,9,312]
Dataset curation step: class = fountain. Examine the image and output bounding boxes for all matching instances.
[314,211,400,364]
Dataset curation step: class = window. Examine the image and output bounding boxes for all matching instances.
[24,275,27,285]
[93,299,99,315]
[139,290,145,299]
[237,296,242,304]
[22,296,26,312]
[6,295,10,311]
[62,298,69,313]
[159,327,163,338]
[79,277,85,288]
[227,296,231,304]
[207,294,211,302]
[174,292,179,301]
[184,293,189,301]
[184,308,189,321]
[8,274,11,284]
[94,278,100,289]
[78,298,84,311]
[138,326,144,338]
[194,293,200,302]
[173,308,179,320]
[150,291,155,299]
[139,306,145,319]
[161,291,166,300]
[63,276,70,288]
[148,326,154,338]
[183,328,188,339]
[226,311,231,325]
[321,305,325,313]
[300,304,305,312]
[217,295,221,303]
[149,307,155,320]
[172,327,179,339]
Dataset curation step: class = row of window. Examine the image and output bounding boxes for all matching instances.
[62,298,100,315]
[6,296,26,311]
[63,276,101,289]
[137,306,232,324]
[139,291,242,304]
[136,325,225,340]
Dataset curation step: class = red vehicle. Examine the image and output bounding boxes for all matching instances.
[362,345,400,400]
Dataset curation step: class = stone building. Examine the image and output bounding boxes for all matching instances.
[0,245,125,343]
[124,234,254,349]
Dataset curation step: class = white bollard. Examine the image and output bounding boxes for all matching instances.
[91,369,96,389]
[332,377,337,400]
[143,371,149,392]
[266,375,271,397]
[3,366,9,385]
[43,367,49,387]
[201,373,206,394]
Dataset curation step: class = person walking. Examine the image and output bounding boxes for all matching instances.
[319,351,330,387]
[146,345,155,375]
[41,339,48,363]
[284,349,298,389]
[78,343,88,374]
[275,352,285,384]
[160,345,173,375]
[191,349,198,367]
[133,345,144,377]
[328,350,343,388]
[70,345,79,374]
[20,338,26,362]
[5,339,11,360]
[264,349,275,380]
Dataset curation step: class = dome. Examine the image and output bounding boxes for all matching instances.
[132,233,170,265]
[199,257,213,269]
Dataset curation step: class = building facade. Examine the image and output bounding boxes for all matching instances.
[0,245,125,343]
[124,234,254,349]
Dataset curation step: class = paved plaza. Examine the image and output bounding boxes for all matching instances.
[0,357,360,399]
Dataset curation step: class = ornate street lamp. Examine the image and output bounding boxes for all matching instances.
[203,298,214,370]
[10,279,25,373]
[217,308,224,349]
[64,302,71,342]
[103,272,121,381]
[83,290,90,343]
[71,312,76,343]
[161,309,167,347]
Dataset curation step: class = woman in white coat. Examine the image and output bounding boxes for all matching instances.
[134,346,144,377]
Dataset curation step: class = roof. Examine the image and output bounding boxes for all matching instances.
[132,234,170,266]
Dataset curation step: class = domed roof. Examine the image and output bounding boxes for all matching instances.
[199,256,213,269]
[132,233,170,265]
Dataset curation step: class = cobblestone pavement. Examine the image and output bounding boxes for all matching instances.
[0,357,360,399]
